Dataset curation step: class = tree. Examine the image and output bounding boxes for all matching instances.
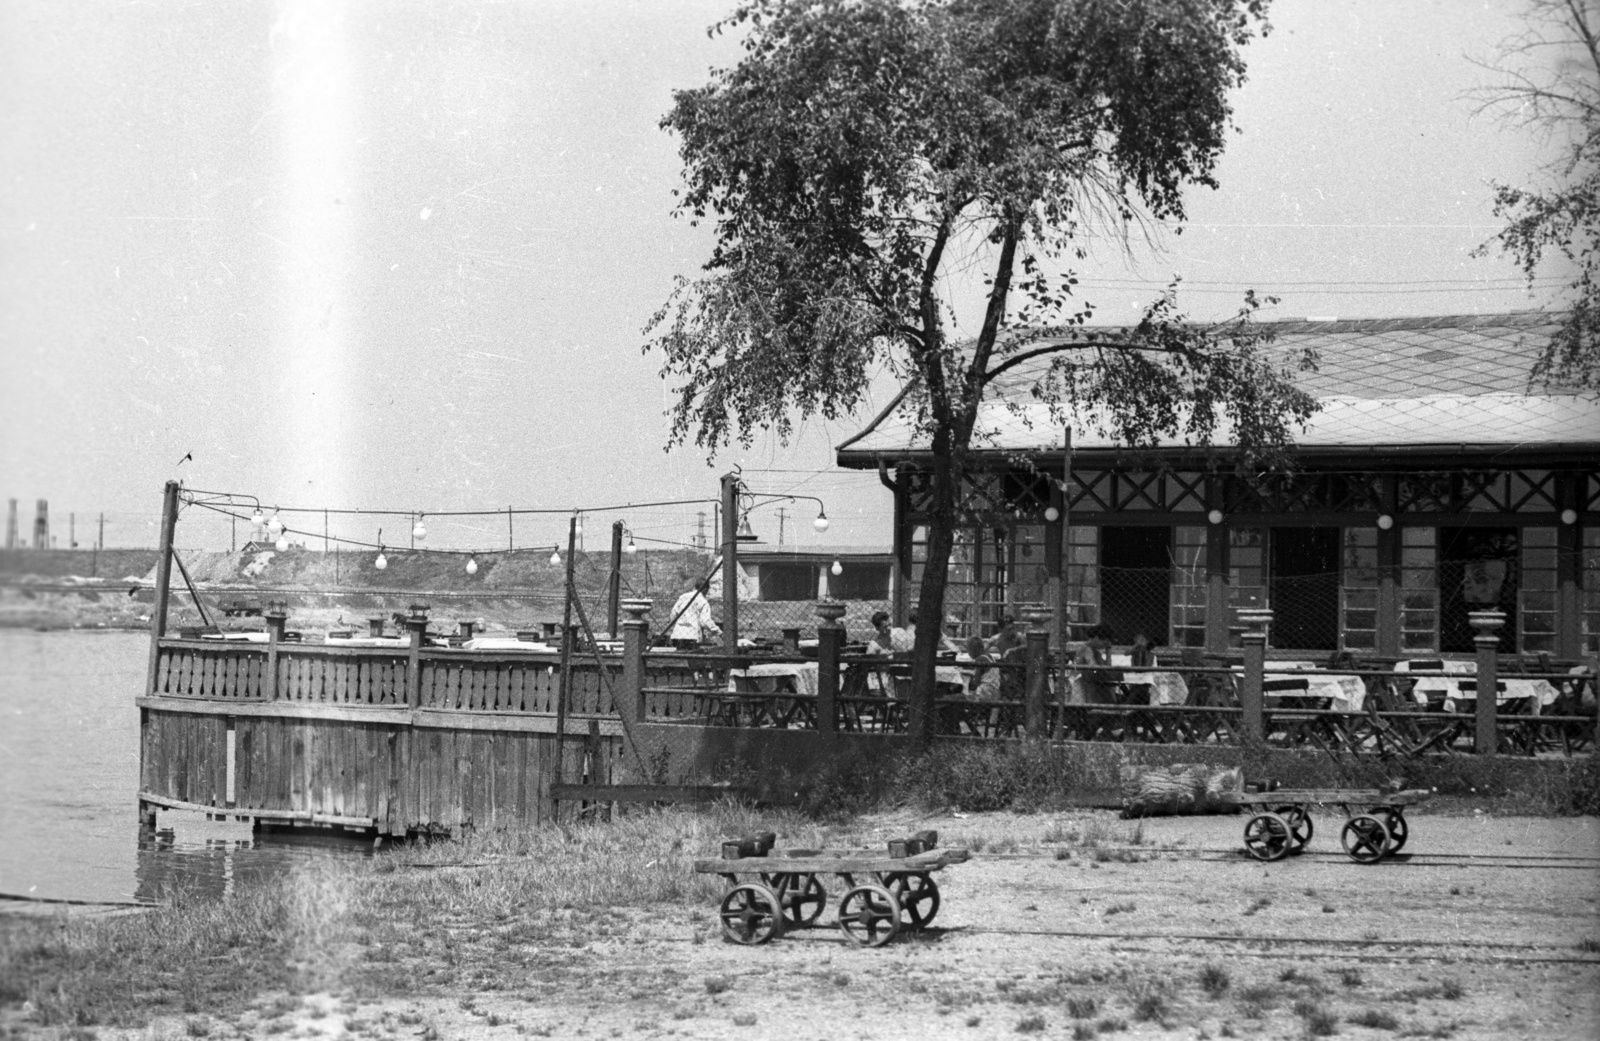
[648,0,1316,746]
[1472,0,1599,389]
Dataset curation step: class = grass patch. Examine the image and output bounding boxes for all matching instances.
[1578,937,1600,953]
[1243,897,1272,916]
[1016,1013,1047,1033]
[1349,1008,1401,1030]
[1125,977,1172,1023]
[1198,963,1231,998]
[1066,996,1100,1019]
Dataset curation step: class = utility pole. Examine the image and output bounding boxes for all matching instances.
[70,512,76,549]
[231,514,237,553]
[720,471,739,654]
[695,511,707,553]
[507,506,514,551]
[608,520,623,638]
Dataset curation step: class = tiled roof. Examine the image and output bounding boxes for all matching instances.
[839,312,1596,458]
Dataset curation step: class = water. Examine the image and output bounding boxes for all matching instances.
[0,629,370,906]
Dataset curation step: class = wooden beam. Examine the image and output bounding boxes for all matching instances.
[550,783,750,804]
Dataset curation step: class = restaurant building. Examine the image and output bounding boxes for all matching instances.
[836,312,1600,659]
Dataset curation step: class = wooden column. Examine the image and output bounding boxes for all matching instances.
[144,480,181,699]
[264,600,288,701]
[608,521,624,640]
[1204,476,1230,653]
[1377,477,1401,657]
[815,600,846,734]
[1237,608,1271,743]
[1556,471,1583,660]
[404,603,430,709]
[1022,603,1051,740]
[620,598,651,729]
[1471,609,1504,755]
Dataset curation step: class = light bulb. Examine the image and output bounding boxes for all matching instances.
[274,536,289,552]
[1376,514,1394,531]
[1044,506,1061,522]
[624,538,637,554]
[267,513,284,537]
[813,510,829,532]
[1207,509,1224,525]
[412,517,427,541]
[830,560,842,576]
[375,552,388,571]
[549,550,562,566]
[250,508,264,527]
[1561,508,1578,525]
[465,556,478,575]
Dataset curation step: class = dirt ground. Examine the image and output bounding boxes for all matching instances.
[64,809,1597,1041]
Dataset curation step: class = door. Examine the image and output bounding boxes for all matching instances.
[1270,527,1340,651]
[1439,527,1518,653]
[1099,526,1172,646]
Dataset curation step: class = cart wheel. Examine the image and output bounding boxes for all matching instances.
[837,883,902,947]
[1340,815,1391,864]
[718,883,785,945]
[771,873,827,928]
[883,872,941,930]
[1377,810,1408,853]
[1243,812,1293,862]
[1272,805,1314,851]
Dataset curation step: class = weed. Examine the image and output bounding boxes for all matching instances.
[1072,1024,1097,1040]
[185,1018,210,1038]
[1449,885,1462,896]
[1349,1008,1400,1030]
[704,977,731,996]
[485,1014,507,1027]
[1016,1014,1047,1033]
[731,1013,757,1027]
[1578,937,1600,953]
[1104,902,1136,916]
[1337,968,1364,989]
[1095,1016,1128,1033]
[1126,977,1171,1023]
[1199,963,1231,998]
[1280,968,1315,985]
[1219,1023,1237,1038]
[832,973,850,987]
[1439,978,1464,1000]
[1066,996,1100,1019]
[1304,1007,1340,1036]
[1322,903,1337,913]
[1243,897,1272,916]
[966,1016,982,1028]
[1055,848,1074,860]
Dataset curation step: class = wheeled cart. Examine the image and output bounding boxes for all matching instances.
[693,830,969,947]
[1220,788,1431,864]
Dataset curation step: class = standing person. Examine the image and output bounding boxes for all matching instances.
[669,579,721,650]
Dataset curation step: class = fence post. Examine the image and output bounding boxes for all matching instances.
[1022,603,1051,740]
[404,603,430,709]
[263,600,288,701]
[1237,608,1271,744]
[815,601,846,734]
[1470,609,1504,755]
[620,598,651,727]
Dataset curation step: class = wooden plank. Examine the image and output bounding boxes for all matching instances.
[551,784,751,804]
[136,697,414,725]
[692,849,969,874]
[1220,788,1431,806]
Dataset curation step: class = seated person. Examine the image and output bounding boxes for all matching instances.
[906,607,962,654]
[1074,622,1120,704]
[867,610,914,656]
[965,636,1001,700]
[987,614,1024,657]
[1123,631,1156,704]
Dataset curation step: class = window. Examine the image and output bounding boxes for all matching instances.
[1520,528,1558,653]
[758,563,817,602]
[1401,527,1438,652]
[1341,527,1378,651]
[828,563,891,601]
[1170,526,1207,648]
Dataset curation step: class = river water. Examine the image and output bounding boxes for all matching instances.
[0,629,370,907]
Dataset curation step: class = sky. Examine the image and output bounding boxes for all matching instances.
[0,0,1574,557]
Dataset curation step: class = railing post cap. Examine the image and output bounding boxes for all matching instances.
[1020,603,1052,630]
[264,601,289,622]
[1467,609,1507,634]
[621,598,653,623]
[814,600,847,625]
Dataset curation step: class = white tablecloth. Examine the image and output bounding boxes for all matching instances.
[1407,675,1559,709]
[461,637,558,652]
[730,661,820,697]
[200,631,269,643]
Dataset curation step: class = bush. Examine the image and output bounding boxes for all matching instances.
[1198,963,1231,998]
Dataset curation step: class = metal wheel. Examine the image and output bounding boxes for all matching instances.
[765,873,827,929]
[1243,812,1293,861]
[718,883,784,945]
[1272,804,1314,851]
[837,883,902,947]
[1378,810,1408,852]
[883,872,941,930]
[1340,814,1392,864]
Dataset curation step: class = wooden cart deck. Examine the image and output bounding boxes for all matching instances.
[695,831,967,947]
[1221,787,1431,864]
